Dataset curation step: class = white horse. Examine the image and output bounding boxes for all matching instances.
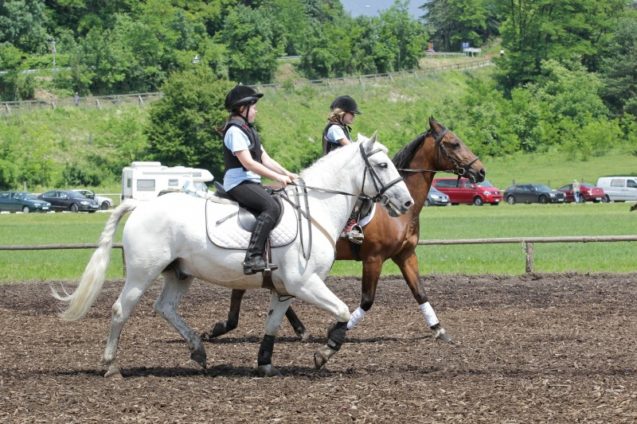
[52,135,414,377]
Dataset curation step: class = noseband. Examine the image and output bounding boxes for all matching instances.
[359,143,405,205]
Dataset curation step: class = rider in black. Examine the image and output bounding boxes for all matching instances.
[221,85,298,274]
[322,95,366,244]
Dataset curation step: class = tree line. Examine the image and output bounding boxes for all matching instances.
[0,0,636,190]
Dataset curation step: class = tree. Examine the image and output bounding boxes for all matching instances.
[496,0,629,92]
[145,68,234,178]
[420,0,487,51]
[0,0,49,53]
[599,15,637,117]
[219,5,282,84]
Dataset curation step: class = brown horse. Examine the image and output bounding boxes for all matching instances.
[203,117,485,342]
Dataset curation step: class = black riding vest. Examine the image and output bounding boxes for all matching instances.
[222,117,263,170]
[322,122,352,156]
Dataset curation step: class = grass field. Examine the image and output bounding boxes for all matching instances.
[0,202,634,282]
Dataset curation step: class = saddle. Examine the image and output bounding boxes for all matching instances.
[207,182,298,250]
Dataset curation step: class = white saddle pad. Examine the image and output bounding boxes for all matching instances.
[207,197,298,250]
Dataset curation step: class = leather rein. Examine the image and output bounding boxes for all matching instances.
[277,143,405,261]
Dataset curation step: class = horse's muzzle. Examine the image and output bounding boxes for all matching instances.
[382,196,413,217]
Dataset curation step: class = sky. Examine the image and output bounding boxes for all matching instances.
[340,0,423,18]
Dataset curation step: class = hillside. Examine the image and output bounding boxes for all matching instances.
[1,63,635,193]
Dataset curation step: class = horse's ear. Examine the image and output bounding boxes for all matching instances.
[363,131,377,151]
[429,116,441,131]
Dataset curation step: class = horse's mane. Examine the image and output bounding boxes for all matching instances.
[392,130,430,169]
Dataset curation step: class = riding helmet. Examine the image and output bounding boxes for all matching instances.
[330,95,362,115]
[224,85,264,111]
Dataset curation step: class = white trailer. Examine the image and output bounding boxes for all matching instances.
[121,161,213,201]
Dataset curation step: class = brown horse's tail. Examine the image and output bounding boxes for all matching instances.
[630,203,637,212]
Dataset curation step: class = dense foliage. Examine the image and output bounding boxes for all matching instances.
[0,0,636,191]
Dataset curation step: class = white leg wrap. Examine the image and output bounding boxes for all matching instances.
[419,302,439,328]
[347,307,366,330]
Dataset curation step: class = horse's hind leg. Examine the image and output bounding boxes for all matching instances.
[396,252,452,343]
[103,271,157,378]
[203,289,246,339]
[154,273,207,369]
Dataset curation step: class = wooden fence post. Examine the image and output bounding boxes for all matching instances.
[524,241,534,273]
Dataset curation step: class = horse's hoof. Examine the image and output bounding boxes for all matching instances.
[104,364,122,379]
[209,322,228,338]
[190,348,207,369]
[434,327,453,344]
[313,345,336,369]
[297,330,310,342]
[313,351,328,369]
[256,364,281,377]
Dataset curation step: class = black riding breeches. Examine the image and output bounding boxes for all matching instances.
[228,181,281,257]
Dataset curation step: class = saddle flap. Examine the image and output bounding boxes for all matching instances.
[208,199,297,250]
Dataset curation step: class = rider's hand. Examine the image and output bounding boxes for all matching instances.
[287,171,299,180]
[277,174,292,186]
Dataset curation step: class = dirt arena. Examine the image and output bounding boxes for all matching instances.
[1,273,636,423]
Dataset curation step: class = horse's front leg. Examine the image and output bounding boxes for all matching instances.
[286,274,350,370]
[203,289,246,339]
[346,256,383,330]
[256,292,294,377]
[396,252,452,343]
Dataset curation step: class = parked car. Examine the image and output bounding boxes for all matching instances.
[425,186,450,206]
[432,177,502,206]
[0,191,51,213]
[595,176,637,202]
[557,183,606,203]
[503,184,566,204]
[71,189,113,210]
[38,190,99,212]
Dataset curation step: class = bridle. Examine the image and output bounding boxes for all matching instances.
[279,142,406,260]
[398,128,480,180]
[358,143,405,207]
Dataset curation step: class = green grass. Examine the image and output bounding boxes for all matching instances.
[330,202,637,276]
[0,212,125,282]
[0,203,634,282]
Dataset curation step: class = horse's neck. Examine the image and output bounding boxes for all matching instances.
[300,153,361,235]
[405,171,435,216]
[404,138,438,214]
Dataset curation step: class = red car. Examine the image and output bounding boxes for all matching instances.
[557,183,606,203]
[432,177,503,206]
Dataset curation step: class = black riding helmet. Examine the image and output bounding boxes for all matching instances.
[225,85,264,112]
[330,95,362,115]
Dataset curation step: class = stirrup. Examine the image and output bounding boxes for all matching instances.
[243,257,278,275]
[344,225,364,245]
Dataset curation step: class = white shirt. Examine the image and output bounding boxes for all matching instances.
[222,126,261,191]
[326,125,349,145]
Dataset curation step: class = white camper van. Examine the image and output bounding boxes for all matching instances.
[596,176,637,202]
[121,161,213,201]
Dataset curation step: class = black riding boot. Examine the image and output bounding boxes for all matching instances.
[243,215,278,275]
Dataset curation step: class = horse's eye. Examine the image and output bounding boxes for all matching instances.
[377,162,388,169]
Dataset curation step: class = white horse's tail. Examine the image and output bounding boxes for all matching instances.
[51,200,138,321]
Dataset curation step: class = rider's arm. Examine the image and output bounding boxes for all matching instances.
[327,125,350,146]
[235,150,291,185]
[261,149,299,179]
